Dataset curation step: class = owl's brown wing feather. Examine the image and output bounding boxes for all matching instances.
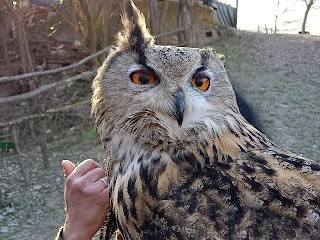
[137,149,320,240]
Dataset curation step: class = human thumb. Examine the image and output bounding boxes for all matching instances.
[62,160,76,178]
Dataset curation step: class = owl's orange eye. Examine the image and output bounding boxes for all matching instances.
[131,71,155,85]
[191,77,210,91]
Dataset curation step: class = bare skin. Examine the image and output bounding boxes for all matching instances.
[62,159,110,240]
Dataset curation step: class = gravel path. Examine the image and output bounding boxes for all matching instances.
[215,30,320,161]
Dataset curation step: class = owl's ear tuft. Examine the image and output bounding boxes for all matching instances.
[117,0,155,50]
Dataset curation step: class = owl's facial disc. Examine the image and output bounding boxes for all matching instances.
[127,61,214,128]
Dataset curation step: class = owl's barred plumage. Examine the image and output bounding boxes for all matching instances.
[91,1,320,239]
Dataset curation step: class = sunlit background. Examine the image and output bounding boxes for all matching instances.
[0,1,319,239]
[224,0,320,35]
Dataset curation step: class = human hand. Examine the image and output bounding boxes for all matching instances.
[62,159,110,240]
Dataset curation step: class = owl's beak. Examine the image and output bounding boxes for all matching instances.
[173,91,185,126]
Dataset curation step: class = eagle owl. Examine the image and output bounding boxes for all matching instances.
[91,0,320,239]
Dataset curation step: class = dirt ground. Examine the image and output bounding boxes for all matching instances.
[216,29,320,161]
[0,29,319,239]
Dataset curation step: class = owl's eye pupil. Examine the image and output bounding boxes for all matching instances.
[191,76,210,91]
[131,70,156,85]
[139,73,150,84]
[195,78,205,87]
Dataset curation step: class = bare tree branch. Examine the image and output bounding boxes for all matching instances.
[0,71,96,105]
[0,47,109,83]
[0,99,92,127]
[0,113,48,127]
[50,0,78,29]
[47,99,90,113]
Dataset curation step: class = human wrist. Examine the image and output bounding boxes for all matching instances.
[62,223,94,240]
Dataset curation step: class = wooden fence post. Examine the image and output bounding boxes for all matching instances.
[11,125,29,187]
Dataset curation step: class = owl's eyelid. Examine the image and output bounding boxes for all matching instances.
[192,68,212,79]
[128,64,157,77]
[128,63,146,75]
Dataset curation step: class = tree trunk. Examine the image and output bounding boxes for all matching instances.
[0,7,12,72]
[159,0,170,32]
[158,0,170,44]
[274,1,279,34]
[301,4,311,33]
[2,0,34,74]
[177,0,192,46]
[149,0,159,35]
[2,38,12,72]
[301,0,316,34]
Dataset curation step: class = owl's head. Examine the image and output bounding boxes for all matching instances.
[92,0,242,152]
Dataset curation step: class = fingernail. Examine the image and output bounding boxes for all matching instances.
[62,161,66,178]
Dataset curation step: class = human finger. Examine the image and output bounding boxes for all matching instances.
[82,167,106,183]
[62,160,76,178]
[98,177,109,190]
[72,159,101,177]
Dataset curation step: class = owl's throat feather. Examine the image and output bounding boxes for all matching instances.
[107,112,272,182]
[108,116,272,199]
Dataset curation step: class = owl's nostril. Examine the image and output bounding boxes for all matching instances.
[173,91,185,126]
